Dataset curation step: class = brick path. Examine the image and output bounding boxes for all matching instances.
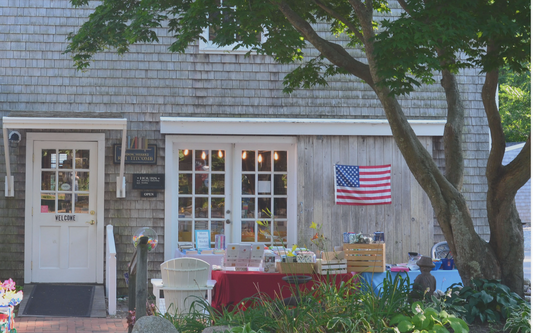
[15,317,128,333]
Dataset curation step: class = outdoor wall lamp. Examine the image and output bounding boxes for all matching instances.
[8,131,21,148]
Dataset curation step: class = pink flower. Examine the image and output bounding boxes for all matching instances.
[2,279,15,291]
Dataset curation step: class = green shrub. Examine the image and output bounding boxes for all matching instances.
[503,302,531,333]
[387,301,469,333]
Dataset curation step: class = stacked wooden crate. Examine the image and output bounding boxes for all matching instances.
[343,243,386,273]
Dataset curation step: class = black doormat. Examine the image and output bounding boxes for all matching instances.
[23,284,95,317]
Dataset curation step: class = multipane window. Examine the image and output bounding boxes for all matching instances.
[177,149,226,246]
[240,150,288,245]
[40,149,90,214]
[200,0,263,53]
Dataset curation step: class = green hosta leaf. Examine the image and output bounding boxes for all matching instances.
[447,318,469,333]
[479,290,494,304]
[397,320,415,333]
[390,314,409,326]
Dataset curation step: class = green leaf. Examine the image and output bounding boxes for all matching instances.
[397,320,415,333]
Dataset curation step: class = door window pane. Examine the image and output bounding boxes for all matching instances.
[41,193,56,213]
[241,221,255,242]
[211,198,225,218]
[178,198,192,218]
[241,197,255,218]
[195,220,209,231]
[179,149,193,171]
[58,150,73,169]
[274,220,288,244]
[211,221,224,242]
[258,175,271,194]
[76,172,89,191]
[258,151,271,172]
[178,220,192,242]
[42,149,56,169]
[274,151,287,171]
[274,198,287,218]
[274,175,287,195]
[179,174,192,194]
[58,172,73,191]
[258,198,271,218]
[41,171,56,191]
[195,173,209,194]
[258,223,271,243]
[242,174,255,194]
[195,197,209,217]
[58,193,72,213]
[74,193,89,213]
[242,151,255,171]
[211,174,225,195]
[75,150,90,169]
[212,150,225,171]
[195,150,209,169]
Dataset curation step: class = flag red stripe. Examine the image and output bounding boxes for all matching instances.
[337,195,391,200]
[338,189,390,194]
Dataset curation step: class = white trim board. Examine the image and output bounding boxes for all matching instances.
[160,117,446,136]
[2,117,128,198]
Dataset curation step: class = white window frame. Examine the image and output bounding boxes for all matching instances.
[198,1,265,54]
[164,135,297,261]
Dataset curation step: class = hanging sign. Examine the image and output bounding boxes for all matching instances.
[113,144,157,165]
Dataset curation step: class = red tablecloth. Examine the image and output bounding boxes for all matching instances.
[211,270,356,311]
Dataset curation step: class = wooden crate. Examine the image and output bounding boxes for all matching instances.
[276,262,314,274]
[343,243,386,273]
[314,259,347,275]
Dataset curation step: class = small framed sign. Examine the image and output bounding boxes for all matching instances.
[132,174,165,190]
[141,191,157,198]
[195,230,211,249]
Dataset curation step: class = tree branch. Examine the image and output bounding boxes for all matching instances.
[501,136,531,195]
[313,0,364,43]
[274,0,375,87]
[440,69,464,190]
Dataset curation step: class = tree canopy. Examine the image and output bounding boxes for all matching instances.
[66,0,531,295]
[499,66,531,143]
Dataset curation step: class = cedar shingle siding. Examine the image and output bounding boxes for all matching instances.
[0,0,490,292]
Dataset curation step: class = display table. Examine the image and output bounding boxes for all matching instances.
[174,250,225,279]
[211,270,356,311]
[360,269,462,294]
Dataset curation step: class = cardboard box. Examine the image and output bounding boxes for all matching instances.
[343,243,386,273]
[276,262,314,274]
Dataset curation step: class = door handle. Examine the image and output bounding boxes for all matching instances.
[86,220,95,225]
[225,219,231,224]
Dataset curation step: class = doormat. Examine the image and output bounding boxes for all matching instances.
[23,284,95,317]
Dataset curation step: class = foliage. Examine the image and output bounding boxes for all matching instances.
[387,301,469,333]
[498,65,531,142]
[225,323,267,333]
[359,271,412,330]
[427,279,527,325]
[373,0,530,96]
[503,301,532,333]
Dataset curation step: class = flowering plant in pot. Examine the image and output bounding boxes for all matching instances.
[1,279,23,333]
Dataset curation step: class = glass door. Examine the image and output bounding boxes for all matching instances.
[176,146,230,247]
[236,146,290,246]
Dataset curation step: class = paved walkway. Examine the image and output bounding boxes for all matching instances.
[15,317,128,333]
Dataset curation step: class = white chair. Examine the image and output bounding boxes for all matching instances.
[151,257,216,314]
[431,241,451,260]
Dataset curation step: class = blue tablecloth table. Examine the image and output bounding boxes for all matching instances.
[360,269,462,294]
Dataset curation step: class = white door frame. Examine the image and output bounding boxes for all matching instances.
[164,135,297,261]
[24,133,105,284]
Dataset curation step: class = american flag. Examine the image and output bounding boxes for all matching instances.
[335,164,392,205]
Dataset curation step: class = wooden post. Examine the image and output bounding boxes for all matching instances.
[135,236,149,319]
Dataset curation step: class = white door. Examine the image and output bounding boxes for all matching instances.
[232,144,293,245]
[32,141,98,282]
[174,144,233,247]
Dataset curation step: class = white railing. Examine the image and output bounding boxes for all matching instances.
[106,224,117,315]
